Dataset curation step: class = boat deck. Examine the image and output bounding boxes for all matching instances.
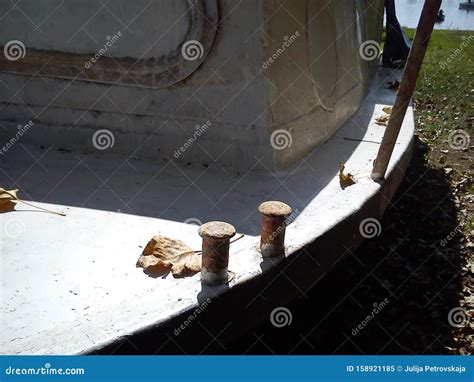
[0,68,414,354]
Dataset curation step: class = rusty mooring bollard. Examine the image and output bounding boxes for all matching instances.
[198,221,236,285]
[258,201,292,257]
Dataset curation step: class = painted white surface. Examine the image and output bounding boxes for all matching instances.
[0,68,414,354]
[0,0,384,171]
[0,1,189,58]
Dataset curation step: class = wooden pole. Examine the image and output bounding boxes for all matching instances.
[371,0,442,181]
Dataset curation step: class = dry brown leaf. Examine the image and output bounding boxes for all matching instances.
[339,161,356,189]
[0,188,19,212]
[0,187,66,215]
[136,235,201,278]
[382,106,393,114]
[375,114,390,126]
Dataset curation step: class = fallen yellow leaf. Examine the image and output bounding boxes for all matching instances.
[339,162,356,189]
[382,106,393,114]
[375,114,390,126]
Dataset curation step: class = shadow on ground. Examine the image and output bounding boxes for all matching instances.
[223,137,468,355]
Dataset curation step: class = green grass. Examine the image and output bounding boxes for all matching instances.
[406,29,474,136]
